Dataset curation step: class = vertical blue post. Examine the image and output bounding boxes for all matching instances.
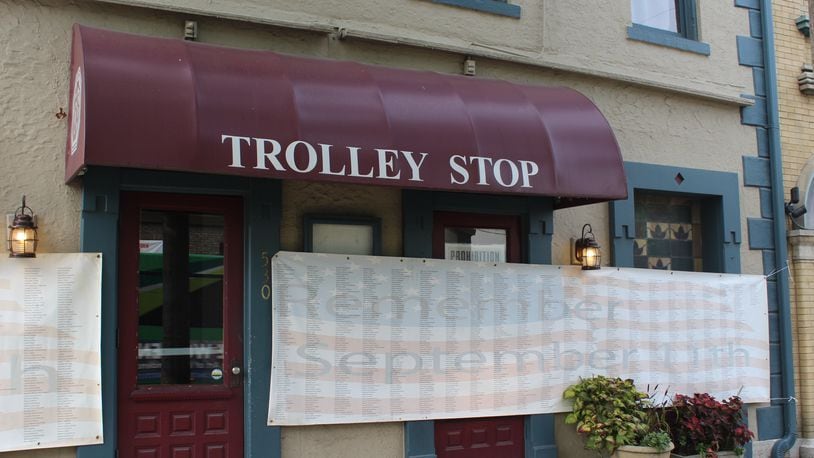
[244,179,282,457]
[77,167,121,458]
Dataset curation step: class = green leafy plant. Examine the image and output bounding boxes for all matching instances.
[563,375,651,455]
[664,393,754,457]
[640,430,672,451]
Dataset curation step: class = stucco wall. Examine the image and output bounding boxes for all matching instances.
[278,180,404,457]
[100,0,753,104]
[280,181,402,256]
[0,0,765,457]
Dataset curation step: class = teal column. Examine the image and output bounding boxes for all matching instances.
[244,179,282,457]
[77,167,122,458]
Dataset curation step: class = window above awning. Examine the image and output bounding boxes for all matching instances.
[65,25,626,207]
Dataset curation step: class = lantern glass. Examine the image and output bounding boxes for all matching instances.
[574,224,601,270]
[8,196,38,258]
[8,226,37,257]
[580,244,601,270]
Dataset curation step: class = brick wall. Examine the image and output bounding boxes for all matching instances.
[774,0,814,191]
[774,0,814,439]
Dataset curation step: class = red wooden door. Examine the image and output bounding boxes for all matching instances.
[432,211,525,458]
[117,192,244,458]
[435,416,525,458]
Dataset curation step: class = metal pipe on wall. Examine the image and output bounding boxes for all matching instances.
[763,0,799,454]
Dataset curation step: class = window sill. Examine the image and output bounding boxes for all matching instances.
[626,24,710,56]
[431,0,521,18]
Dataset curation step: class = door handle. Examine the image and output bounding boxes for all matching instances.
[229,361,242,388]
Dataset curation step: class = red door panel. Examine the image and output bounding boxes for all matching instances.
[435,416,525,458]
[432,211,525,458]
[117,192,244,457]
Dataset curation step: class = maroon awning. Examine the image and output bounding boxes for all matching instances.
[65,25,626,207]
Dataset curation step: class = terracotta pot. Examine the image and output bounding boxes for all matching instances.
[614,442,674,458]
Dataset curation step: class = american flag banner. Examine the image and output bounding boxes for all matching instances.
[267,251,769,426]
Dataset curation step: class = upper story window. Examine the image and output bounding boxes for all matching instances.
[628,0,708,55]
[632,0,678,33]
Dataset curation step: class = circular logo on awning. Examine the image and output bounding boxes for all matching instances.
[69,67,82,156]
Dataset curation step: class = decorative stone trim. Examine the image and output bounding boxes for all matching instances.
[799,64,814,95]
[789,229,814,260]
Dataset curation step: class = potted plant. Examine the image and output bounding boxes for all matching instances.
[563,375,674,457]
[664,393,754,457]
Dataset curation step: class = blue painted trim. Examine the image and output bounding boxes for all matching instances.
[525,414,557,458]
[735,0,760,9]
[753,68,766,97]
[743,156,772,187]
[749,10,763,38]
[737,36,765,67]
[303,214,382,255]
[77,168,121,458]
[406,421,437,458]
[761,249,776,276]
[402,189,556,458]
[741,95,768,126]
[626,24,710,55]
[767,281,778,313]
[735,0,797,449]
[759,189,774,218]
[757,127,770,157]
[431,0,520,18]
[747,218,775,249]
[757,405,784,439]
[244,179,283,458]
[76,167,283,458]
[609,162,741,273]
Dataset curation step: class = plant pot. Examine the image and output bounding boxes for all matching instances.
[614,442,674,458]
[670,452,738,458]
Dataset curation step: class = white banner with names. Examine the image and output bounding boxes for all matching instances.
[0,254,103,452]
[268,252,770,426]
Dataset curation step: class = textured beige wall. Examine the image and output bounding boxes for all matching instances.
[279,182,403,457]
[0,0,765,457]
[280,423,403,458]
[101,0,753,103]
[280,181,402,256]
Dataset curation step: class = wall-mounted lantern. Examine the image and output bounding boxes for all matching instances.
[574,223,601,270]
[797,14,811,37]
[8,196,38,258]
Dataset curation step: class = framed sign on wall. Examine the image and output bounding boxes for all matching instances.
[303,215,382,256]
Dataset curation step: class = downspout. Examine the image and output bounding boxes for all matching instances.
[762,0,799,456]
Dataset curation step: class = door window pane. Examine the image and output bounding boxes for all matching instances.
[631,0,678,33]
[444,227,507,263]
[137,211,225,385]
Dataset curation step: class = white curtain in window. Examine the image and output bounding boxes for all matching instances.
[631,0,678,32]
